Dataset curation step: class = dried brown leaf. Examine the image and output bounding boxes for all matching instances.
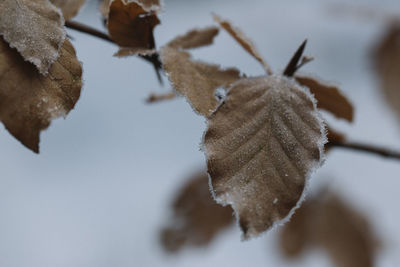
[100,0,160,18]
[107,0,160,57]
[50,0,86,20]
[130,0,160,12]
[279,200,313,257]
[161,172,233,252]
[161,46,242,116]
[213,14,272,75]
[204,76,326,239]
[0,0,66,75]
[314,195,377,267]
[375,22,400,121]
[295,76,354,122]
[0,38,82,153]
[166,27,219,50]
[280,192,378,267]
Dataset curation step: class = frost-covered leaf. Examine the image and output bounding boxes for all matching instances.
[101,0,160,19]
[161,172,233,252]
[0,0,66,75]
[213,14,272,74]
[107,0,160,57]
[161,46,242,116]
[204,75,326,239]
[50,0,86,20]
[375,22,400,121]
[280,192,378,267]
[0,38,82,153]
[166,27,219,50]
[296,76,354,122]
[130,0,161,12]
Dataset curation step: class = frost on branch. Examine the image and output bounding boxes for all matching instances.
[50,0,87,20]
[279,191,379,267]
[374,21,400,122]
[107,0,160,57]
[204,76,327,239]
[160,172,233,252]
[0,39,82,153]
[0,0,66,75]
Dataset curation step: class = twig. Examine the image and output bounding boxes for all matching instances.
[146,92,176,103]
[327,141,400,160]
[65,20,163,80]
[65,20,114,44]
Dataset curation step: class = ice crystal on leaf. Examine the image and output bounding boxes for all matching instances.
[0,0,66,75]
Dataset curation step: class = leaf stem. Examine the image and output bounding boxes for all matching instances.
[327,141,400,160]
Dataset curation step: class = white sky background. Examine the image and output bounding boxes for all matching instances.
[1,0,400,266]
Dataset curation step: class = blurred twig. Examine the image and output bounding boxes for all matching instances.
[327,141,400,160]
[146,92,176,103]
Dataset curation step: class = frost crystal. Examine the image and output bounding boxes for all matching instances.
[0,0,66,75]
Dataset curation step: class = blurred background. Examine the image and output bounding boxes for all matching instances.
[1,0,400,266]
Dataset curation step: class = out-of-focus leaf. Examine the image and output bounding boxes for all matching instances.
[213,14,272,74]
[296,76,354,122]
[280,192,378,267]
[50,0,86,20]
[375,22,400,121]
[0,0,66,75]
[107,0,160,57]
[0,39,82,153]
[166,27,219,50]
[315,195,377,267]
[204,75,326,239]
[279,201,313,257]
[160,172,233,253]
[161,46,242,116]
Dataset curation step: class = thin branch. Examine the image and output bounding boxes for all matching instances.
[65,20,114,44]
[65,20,163,81]
[146,91,176,103]
[327,141,400,160]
